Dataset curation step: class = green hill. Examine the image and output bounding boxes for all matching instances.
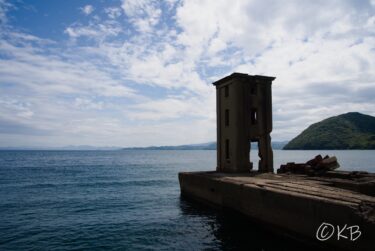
[283,112,375,150]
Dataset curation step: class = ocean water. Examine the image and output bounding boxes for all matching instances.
[0,150,374,250]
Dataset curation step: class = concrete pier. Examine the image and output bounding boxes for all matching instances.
[179,171,375,250]
[180,72,374,250]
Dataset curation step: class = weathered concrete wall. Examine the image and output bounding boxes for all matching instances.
[213,73,275,173]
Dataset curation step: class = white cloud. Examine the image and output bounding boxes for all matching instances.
[0,40,137,98]
[207,37,226,55]
[127,94,216,121]
[81,5,94,15]
[121,0,162,33]
[64,20,122,40]
[105,7,122,19]
[0,97,34,120]
[65,26,98,38]
[74,98,104,110]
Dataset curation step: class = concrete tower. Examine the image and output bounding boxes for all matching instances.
[213,73,275,173]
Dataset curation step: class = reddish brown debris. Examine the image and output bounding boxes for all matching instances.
[277,154,340,175]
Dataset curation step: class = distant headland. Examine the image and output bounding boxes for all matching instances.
[284,112,375,150]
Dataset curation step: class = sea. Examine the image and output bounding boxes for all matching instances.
[0,150,374,250]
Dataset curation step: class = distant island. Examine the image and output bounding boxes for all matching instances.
[284,112,375,150]
[0,142,289,151]
[0,146,121,151]
[122,141,289,150]
[123,142,217,150]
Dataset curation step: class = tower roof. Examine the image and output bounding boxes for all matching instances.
[212,72,276,86]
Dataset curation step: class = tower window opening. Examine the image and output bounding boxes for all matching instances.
[251,109,257,124]
[225,109,229,126]
[249,140,260,170]
[225,139,229,159]
[224,86,229,97]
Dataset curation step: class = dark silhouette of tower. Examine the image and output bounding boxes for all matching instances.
[213,73,275,172]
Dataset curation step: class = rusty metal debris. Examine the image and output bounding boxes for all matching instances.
[277,154,340,175]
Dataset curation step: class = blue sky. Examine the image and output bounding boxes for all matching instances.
[0,0,374,147]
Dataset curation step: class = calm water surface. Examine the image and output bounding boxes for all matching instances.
[0,150,374,250]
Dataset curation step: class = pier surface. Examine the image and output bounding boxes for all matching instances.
[179,171,375,251]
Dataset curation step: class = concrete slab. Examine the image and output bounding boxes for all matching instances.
[178,171,375,251]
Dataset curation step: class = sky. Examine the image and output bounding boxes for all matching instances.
[0,0,374,148]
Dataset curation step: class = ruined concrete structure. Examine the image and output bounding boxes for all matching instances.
[179,72,375,250]
[213,73,275,173]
